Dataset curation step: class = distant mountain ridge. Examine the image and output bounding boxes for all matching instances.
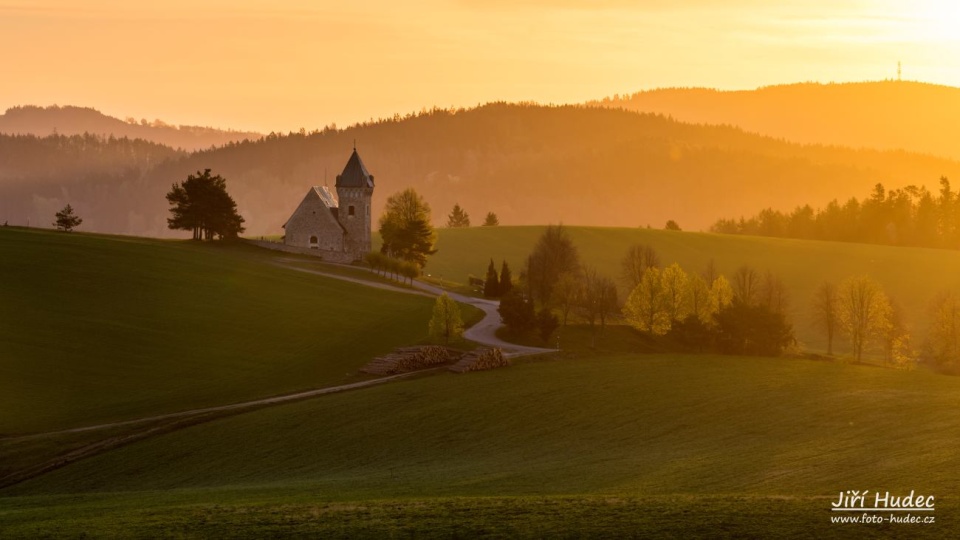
[593,81,960,161]
[3,103,960,238]
[0,105,262,152]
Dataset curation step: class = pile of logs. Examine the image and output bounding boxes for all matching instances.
[449,348,509,373]
[361,346,459,375]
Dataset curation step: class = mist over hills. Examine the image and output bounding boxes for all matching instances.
[0,105,262,152]
[594,81,960,161]
[2,101,960,238]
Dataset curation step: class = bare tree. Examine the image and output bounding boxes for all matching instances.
[837,275,892,363]
[929,291,960,370]
[580,267,619,346]
[811,281,839,355]
[621,244,660,289]
[760,270,789,315]
[732,265,761,306]
[551,271,582,326]
[702,259,718,285]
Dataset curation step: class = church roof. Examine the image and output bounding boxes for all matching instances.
[281,185,344,232]
[336,149,375,188]
[312,185,338,208]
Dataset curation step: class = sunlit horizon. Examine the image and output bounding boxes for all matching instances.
[2,0,959,132]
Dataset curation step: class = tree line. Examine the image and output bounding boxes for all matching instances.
[810,275,960,372]
[713,178,960,249]
[495,225,795,355]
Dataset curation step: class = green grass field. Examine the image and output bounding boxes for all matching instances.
[3,355,958,536]
[426,226,960,352]
[0,227,438,434]
[5,226,960,536]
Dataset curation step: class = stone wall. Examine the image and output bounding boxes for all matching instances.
[246,239,358,264]
[284,190,346,252]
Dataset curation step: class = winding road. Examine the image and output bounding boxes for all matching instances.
[5,260,552,442]
[275,260,554,358]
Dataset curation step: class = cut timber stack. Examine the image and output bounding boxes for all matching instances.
[361,346,459,375]
[449,348,509,373]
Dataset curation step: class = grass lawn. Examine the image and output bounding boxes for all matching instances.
[0,227,438,434]
[424,226,960,352]
[3,354,958,535]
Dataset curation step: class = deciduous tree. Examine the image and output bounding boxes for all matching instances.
[429,293,463,344]
[525,224,580,305]
[166,169,245,240]
[928,291,960,371]
[837,275,892,363]
[379,188,437,268]
[623,267,671,335]
[620,244,660,289]
[811,281,839,355]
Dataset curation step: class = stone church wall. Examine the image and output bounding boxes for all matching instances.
[247,240,359,264]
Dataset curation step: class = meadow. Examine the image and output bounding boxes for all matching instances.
[3,355,959,537]
[0,227,437,435]
[4,226,960,537]
[427,226,960,352]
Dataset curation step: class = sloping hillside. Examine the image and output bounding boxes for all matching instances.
[5,355,959,537]
[0,105,261,152]
[3,103,960,238]
[594,81,960,161]
[0,228,434,434]
[427,226,960,353]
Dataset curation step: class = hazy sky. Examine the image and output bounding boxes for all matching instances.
[2,0,958,132]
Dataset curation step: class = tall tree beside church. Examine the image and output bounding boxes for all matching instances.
[447,203,471,227]
[166,169,245,240]
[379,188,437,268]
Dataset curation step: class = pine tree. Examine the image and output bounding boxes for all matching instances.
[54,204,82,232]
[483,258,500,297]
[499,260,513,296]
[166,169,245,240]
[447,203,471,227]
[483,212,499,226]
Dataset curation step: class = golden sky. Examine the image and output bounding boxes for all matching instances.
[2,0,958,132]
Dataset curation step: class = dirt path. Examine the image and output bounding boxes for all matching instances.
[7,260,551,441]
[3,370,441,443]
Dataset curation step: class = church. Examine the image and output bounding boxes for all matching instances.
[282,149,374,263]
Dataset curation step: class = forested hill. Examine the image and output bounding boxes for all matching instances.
[3,103,960,237]
[0,105,262,152]
[592,81,960,161]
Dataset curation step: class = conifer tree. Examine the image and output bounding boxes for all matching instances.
[483,258,500,297]
[447,203,471,227]
[499,260,513,296]
[54,204,82,232]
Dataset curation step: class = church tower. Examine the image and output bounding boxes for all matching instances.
[335,148,375,258]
